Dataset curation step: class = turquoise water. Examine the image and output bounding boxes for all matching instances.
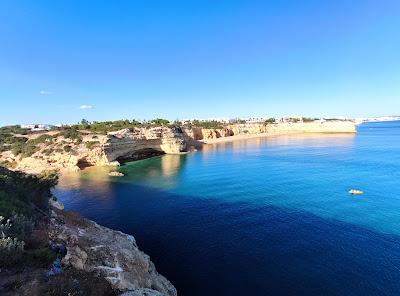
[55,121,400,295]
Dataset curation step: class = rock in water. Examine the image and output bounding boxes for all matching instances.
[109,171,124,177]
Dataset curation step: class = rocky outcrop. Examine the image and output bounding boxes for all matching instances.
[0,127,187,174]
[49,209,177,296]
[103,127,186,163]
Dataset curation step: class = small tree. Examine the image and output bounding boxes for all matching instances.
[264,118,276,124]
[80,119,90,125]
[150,118,170,126]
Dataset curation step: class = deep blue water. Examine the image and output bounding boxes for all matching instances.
[54,121,400,296]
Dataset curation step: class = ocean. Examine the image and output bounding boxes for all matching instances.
[54,121,400,296]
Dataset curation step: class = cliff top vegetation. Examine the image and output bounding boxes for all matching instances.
[0,167,58,268]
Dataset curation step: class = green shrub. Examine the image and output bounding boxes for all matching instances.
[25,247,57,266]
[63,145,72,152]
[302,117,318,122]
[0,167,58,268]
[150,118,170,126]
[28,134,54,145]
[0,215,26,267]
[0,166,57,213]
[0,160,17,169]
[59,128,82,142]
[190,120,224,129]
[264,118,276,124]
[6,134,55,158]
[11,142,39,158]
[0,167,57,268]
[0,125,29,135]
[0,192,32,218]
[42,148,53,156]
[72,119,143,134]
[0,134,28,153]
[85,141,99,149]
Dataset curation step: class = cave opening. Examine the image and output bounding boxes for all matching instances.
[76,157,93,170]
[116,148,165,164]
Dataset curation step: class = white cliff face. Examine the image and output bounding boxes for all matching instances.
[49,208,177,296]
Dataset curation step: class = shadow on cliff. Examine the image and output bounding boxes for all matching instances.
[116,148,165,165]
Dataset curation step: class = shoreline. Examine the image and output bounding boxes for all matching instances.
[0,121,357,175]
[199,130,356,144]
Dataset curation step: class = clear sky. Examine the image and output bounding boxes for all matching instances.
[1,0,399,125]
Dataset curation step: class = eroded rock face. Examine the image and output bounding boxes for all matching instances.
[49,210,177,296]
[1,127,188,174]
[104,127,186,163]
[1,122,356,174]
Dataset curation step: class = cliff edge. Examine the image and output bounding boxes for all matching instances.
[49,206,177,296]
[0,121,356,174]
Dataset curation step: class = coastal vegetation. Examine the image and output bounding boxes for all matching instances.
[0,131,56,158]
[85,141,100,149]
[55,118,227,133]
[0,126,29,153]
[186,120,225,129]
[0,125,29,135]
[0,166,120,295]
[0,133,28,152]
[58,128,82,142]
[11,134,55,158]
[70,119,142,134]
[264,118,276,124]
[302,117,318,122]
[0,167,58,268]
[52,119,172,134]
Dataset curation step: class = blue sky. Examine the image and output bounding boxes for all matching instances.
[1,0,399,125]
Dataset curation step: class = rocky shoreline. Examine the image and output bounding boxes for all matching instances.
[0,166,176,296]
[48,199,177,296]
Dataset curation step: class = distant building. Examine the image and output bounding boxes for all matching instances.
[244,117,265,123]
[180,118,234,124]
[21,124,53,131]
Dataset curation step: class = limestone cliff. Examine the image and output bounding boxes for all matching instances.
[103,127,186,163]
[0,126,187,174]
[0,121,356,174]
[185,121,356,142]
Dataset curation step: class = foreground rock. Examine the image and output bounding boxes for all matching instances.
[49,209,177,296]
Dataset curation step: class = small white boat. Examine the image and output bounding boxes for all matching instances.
[349,189,364,195]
